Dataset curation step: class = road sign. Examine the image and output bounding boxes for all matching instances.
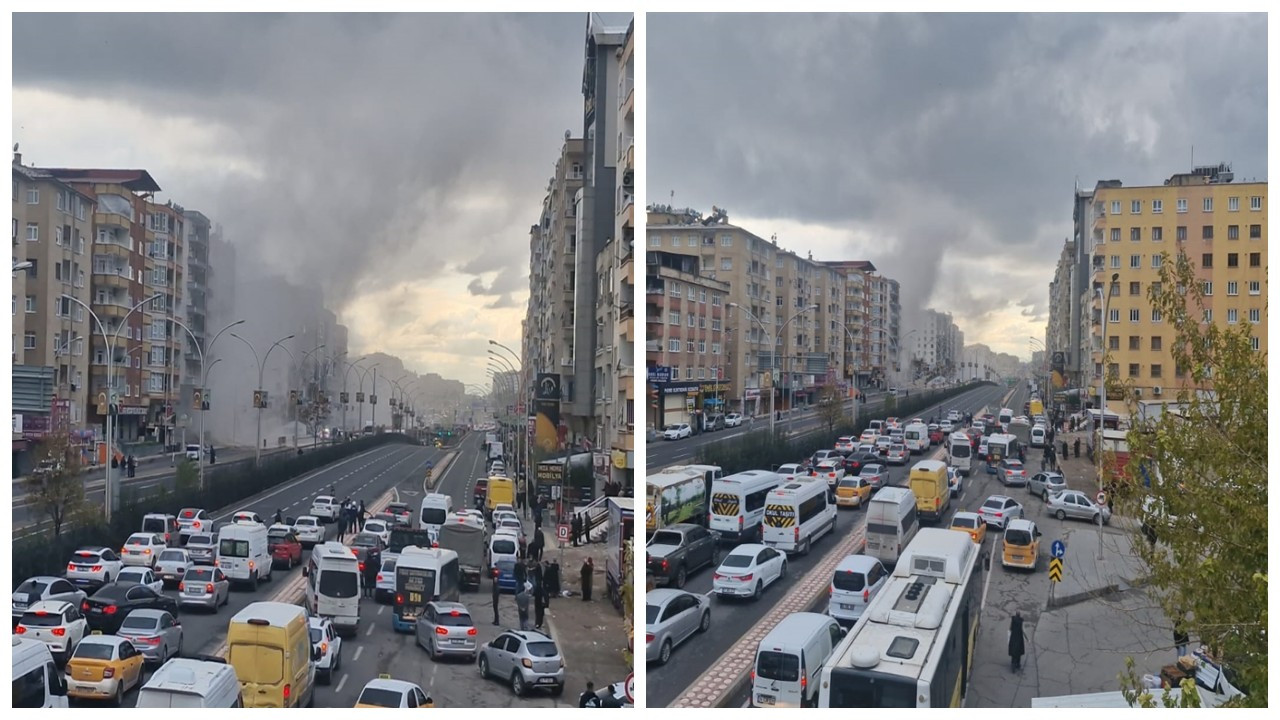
[1051,539,1065,559]
[1048,557,1064,583]
[1096,491,1107,506]
[624,673,634,703]
[556,524,570,541]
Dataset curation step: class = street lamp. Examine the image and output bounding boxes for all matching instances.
[830,318,864,424]
[728,302,818,434]
[1029,336,1048,417]
[279,344,326,449]
[61,292,163,524]
[229,332,295,464]
[1092,272,1119,558]
[352,363,379,433]
[339,355,369,433]
[171,318,245,489]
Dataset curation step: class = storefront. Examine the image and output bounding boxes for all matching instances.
[652,380,732,430]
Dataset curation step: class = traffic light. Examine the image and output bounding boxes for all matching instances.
[340,391,350,404]
[370,394,378,406]
[356,391,365,403]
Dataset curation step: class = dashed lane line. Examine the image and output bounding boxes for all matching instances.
[335,674,348,694]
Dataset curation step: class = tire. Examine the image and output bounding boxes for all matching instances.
[658,639,672,665]
[801,539,812,556]
[1055,510,1067,521]
[478,654,490,679]
[673,565,687,589]
[698,611,711,633]
[752,581,763,601]
[779,561,787,580]
[319,666,332,686]
[511,671,526,697]
[113,681,125,707]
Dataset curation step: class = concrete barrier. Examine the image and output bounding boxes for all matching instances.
[423,451,457,492]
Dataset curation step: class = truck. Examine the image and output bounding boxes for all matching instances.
[1007,417,1032,448]
[436,521,486,591]
[603,497,634,612]
[645,523,717,589]
[645,464,719,536]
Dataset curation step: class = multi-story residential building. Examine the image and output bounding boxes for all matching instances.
[12,150,95,457]
[143,199,185,448]
[178,209,212,438]
[906,309,962,380]
[1085,164,1267,400]
[1047,238,1076,389]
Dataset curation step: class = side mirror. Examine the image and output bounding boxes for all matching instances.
[52,672,68,696]
[312,646,322,661]
[301,567,309,577]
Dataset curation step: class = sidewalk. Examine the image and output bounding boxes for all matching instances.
[543,538,631,697]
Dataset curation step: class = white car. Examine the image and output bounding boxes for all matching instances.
[711,544,787,601]
[292,515,325,545]
[175,508,212,542]
[828,554,888,626]
[363,519,392,546]
[663,423,692,440]
[309,616,343,685]
[496,518,525,545]
[977,495,1024,531]
[66,548,124,589]
[230,510,265,526]
[775,463,803,482]
[310,495,339,522]
[12,576,86,625]
[858,429,878,444]
[16,599,88,662]
[493,503,516,517]
[152,549,193,587]
[724,413,743,428]
[812,459,845,485]
[947,466,963,497]
[947,410,961,422]
[375,556,398,603]
[116,566,164,594]
[121,533,166,568]
[185,444,202,460]
[939,419,954,433]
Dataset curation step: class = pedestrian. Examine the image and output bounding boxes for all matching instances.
[1073,437,1081,458]
[514,557,527,587]
[531,529,544,562]
[1040,451,1048,472]
[1062,440,1069,460]
[127,455,136,478]
[532,563,547,629]
[337,513,348,542]
[362,550,379,599]
[515,581,532,630]
[209,445,216,464]
[1008,612,1026,672]
[359,502,368,532]
[1174,619,1190,659]
[490,568,501,626]
[579,682,602,708]
[1018,446,1026,463]
[571,515,581,548]
[580,557,594,602]
[533,504,543,529]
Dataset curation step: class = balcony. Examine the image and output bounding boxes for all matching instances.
[646,341,661,353]
[93,268,131,289]
[94,211,131,230]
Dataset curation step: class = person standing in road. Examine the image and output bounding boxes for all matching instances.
[490,568,501,626]
[532,562,547,630]
[530,528,544,562]
[1073,437,1081,458]
[362,549,379,598]
[209,445,216,464]
[358,501,368,531]
[533,497,543,529]
[337,512,349,542]
[514,557,527,588]
[1008,612,1026,672]
[515,581,532,630]
[570,515,581,548]
[579,682,601,708]
[580,557,594,602]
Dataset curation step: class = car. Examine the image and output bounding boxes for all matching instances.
[64,635,146,706]
[354,676,433,708]
[1028,472,1068,501]
[16,599,89,663]
[841,452,875,476]
[835,476,873,509]
[175,508,212,543]
[13,576,86,628]
[645,588,711,665]
[362,519,392,546]
[121,533,166,568]
[949,511,987,545]
[858,429,878,444]
[292,516,324,546]
[711,544,787,601]
[493,502,516,516]
[947,410,961,422]
[184,444,202,460]
[348,533,384,567]
[495,518,526,545]
[489,461,506,475]
[775,463,803,482]
[177,566,230,611]
[857,442,876,456]
[874,436,893,454]
[811,459,845,486]
[998,459,1028,487]
[230,510,265,526]
[704,414,726,432]
[977,495,1024,531]
[472,478,489,505]
[310,495,339,522]
[858,464,888,490]
[591,679,634,708]
[834,436,857,454]
[82,582,180,635]
[827,554,888,626]
[385,502,413,528]
[927,425,943,445]
[724,413,743,428]
[309,616,343,684]
[947,466,963,497]
[662,424,692,440]
[1001,518,1042,571]
[811,449,842,466]
[116,567,164,594]
[183,533,217,565]
[939,419,954,433]
[267,525,303,569]
[375,557,397,603]
[140,514,180,547]
[885,443,909,465]
[115,609,183,665]
[152,549,193,588]
[477,629,566,697]
[416,601,478,661]
[1045,489,1112,525]
[885,416,900,428]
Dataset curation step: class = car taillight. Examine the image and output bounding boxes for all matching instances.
[436,626,449,635]
[467,627,478,636]
[92,565,103,572]
[193,521,201,529]
[661,559,668,571]
[646,633,654,643]
[522,658,533,669]
[801,675,807,689]
[142,636,161,645]
[737,574,753,582]
[750,670,755,681]
[81,601,89,612]
[105,605,118,615]
[248,561,255,570]
[103,667,115,678]
[359,563,365,572]
[321,641,328,654]
[206,583,215,593]
[67,563,76,572]
[51,627,67,637]
[144,549,152,555]
[178,581,186,591]
[15,626,26,634]
[395,594,404,605]
[738,516,744,529]
[995,512,1002,517]
[794,527,800,540]
[351,549,359,556]
[863,589,870,602]
[377,574,384,582]
[283,684,291,701]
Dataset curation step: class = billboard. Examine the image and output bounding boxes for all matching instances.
[534,373,561,453]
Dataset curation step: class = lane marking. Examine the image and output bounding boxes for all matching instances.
[335,673,348,694]
[365,623,375,636]
[353,645,363,662]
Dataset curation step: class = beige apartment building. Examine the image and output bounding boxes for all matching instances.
[1087,165,1267,400]
[823,260,903,391]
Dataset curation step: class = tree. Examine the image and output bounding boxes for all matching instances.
[816,384,847,435]
[174,458,199,495]
[1111,250,1265,707]
[30,431,85,538]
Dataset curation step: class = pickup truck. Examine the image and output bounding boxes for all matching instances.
[646,523,717,589]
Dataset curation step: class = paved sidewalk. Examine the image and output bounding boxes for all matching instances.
[542,540,631,700]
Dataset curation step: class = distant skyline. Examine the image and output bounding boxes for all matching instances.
[649,12,1267,360]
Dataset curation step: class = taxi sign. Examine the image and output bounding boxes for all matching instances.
[378,673,391,679]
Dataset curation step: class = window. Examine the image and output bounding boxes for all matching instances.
[669,282,681,298]
[1109,255,1120,268]
[711,318,721,331]
[1152,199,1163,214]
[1110,228,1121,243]
[1108,336,1119,350]
[1151,364,1162,379]
[1226,224,1241,240]
[648,234,660,247]
[721,235,733,247]
[1176,198,1187,213]
[667,339,680,352]
[1151,281,1162,294]
[698,341,706,354]
[1249,308,1260,324]
[1252,336,1261,351]
[1130,227,1141,241]
[26,187,38,204]
[1201,253,1213,269]
[25,295,36,313]
[23,332,36,350]
[670,367,679,380]
[1129,281,1141,296]
[1249,281,1260,295]
[684,341,694,353]
[1129,308,1140,322]
[1108,309,1119,323]
[1130,254,1141,268]
[1131,200,1141,214]
[1152,309,1163,323]
[699,316,706,329]
[1127,336,1139,351]
[671,236,681,248]
[1228,196,1239,212]
[1109,282,1120,297]
[699,289,707,304]
[1227,281,1238,296]
[1227,253,1238,268]
[26,223,38,242]
[1151,226,1163,241]
[721,258,732,271]
[1176,226,1187,241]
[668,311,679,325]
[1151,336,1162,351]
[1202,225,1213,240]
[1111,201,1121,214]
[712,342,721,355]
[1203,309,1213,323]
[687,313,695,327]
[1128,363,1140,378]
[1249,252,1260,267]
[711,296,722,307]
[1151,254,1163,268]
[1108,363,1119,378]
[1203,281,1213,296]
[55,226,63,246]
[1249,224,1261,239]
[1203,197,1213,212]
[1227,309,1238,324]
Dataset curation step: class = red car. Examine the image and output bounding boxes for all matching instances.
[928,426,944,445]
[472,478,489,506]
[267,526,302,570]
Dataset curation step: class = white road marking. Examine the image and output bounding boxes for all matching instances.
[366,623,375,636]
[377,605,385,615]
[353,645,364,662]
[335,673,348,693]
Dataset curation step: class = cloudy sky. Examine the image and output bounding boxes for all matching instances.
[649,12,1267,360]
[12,12,617,389]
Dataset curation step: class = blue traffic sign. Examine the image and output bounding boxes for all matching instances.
[1051,539,1066,559]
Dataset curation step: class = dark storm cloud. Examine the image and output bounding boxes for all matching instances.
[649,12,1266,342]
[12,12,588,306]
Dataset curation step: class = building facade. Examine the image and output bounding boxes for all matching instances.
[178,209,212,440]
[142,200,186,448]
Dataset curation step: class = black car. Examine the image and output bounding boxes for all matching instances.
[349,533,385,567]
[841,452,877,476]
[82,581,179,634]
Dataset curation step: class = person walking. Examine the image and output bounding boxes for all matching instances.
[571,515,581,548]
[514,557,527,588]
[208,445,216,464]
[533,564,547,630]
[127,455,137,478]
[1073,437,1081,458]
[337,512,348,542]
[515,581,532,631]
[531,528,544,562]
[362,549,379,599]
[579,682,602,708]
[490,568,501,626]
[358,500,367,531]
[533,499,543,529]
[1008,612,1027,672]
[580,557,594,602]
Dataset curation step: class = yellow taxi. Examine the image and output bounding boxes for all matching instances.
[64,633,146,706]
[949,511,987,545]
[1001,518,1042,571]
[355,675,434,707]
[834,476,872,509]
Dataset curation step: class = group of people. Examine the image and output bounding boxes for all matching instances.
[492,556,555,630]
[335,497,368,542]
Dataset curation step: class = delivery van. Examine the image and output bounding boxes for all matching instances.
[908,459,951,523]
[135,657,242,708]
[750,612,843,708]
[12,636,69,708]
[216,523,272,589]
[864,487,919,567]
[226,602,318,708]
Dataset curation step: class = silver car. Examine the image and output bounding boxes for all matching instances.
[183,533,217,565]
[859,464,888,489]
[477,629,566,697]
[177,566,230,611]
[12,576,85,627]
[1046,490,1112,525]
[416,601,478,660]
[1028,472,1068,500]
[115,609,183,664]
[885,444,909,465]
[153,549,193,587]
[292,515,325,546]
[646,588,710,666]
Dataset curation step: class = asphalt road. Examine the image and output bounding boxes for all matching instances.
[647,382,1022,707]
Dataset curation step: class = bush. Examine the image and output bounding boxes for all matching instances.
[12,433,417,588]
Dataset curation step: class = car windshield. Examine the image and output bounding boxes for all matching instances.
[15,579,51,595]
[756,651,800,682]
[73,643,116,660]
[309,627,323,644]
[128,535,151,545]
[492,539,516,555]
[381,559,396,572]
[952,516,978,530]
[645,604,661,624]
[353,534,379,547]
[366,522,386,532]
[1006,529,1034,546]
[268,530,291,541]
[838,479,860,488]
[357,688,402,707]
[185,568,214,581]
[119,569,148,581]
[526,641,558,657]
[120,615,158,631]
[219,539,250,557]
[318,570,358,598]
[833,570,867,592]
[982,499,1004,511]
[142,519,166,534]
[720,554,752,569]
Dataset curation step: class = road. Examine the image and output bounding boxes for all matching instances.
[647,382,1025,707]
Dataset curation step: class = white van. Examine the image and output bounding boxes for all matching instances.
[902,422,929,454]
[709,470,784,544]
[751,612,844,708]
[864,487,919,567]
[135,658,242,708]
[947,431,973,476]
[303,542,362,637]
[998,407,1014,429]
[1030,425,1048,448]
[488,530,519,570]
[419,493,452,537]
[762,479,837,556]
[216,523,271,589]
[868,419,884,434]
[12,636,69,708]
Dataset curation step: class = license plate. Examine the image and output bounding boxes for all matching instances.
[840,603,856,610]
[449,639,465,645]
[537,677,557,684]
[758,695,776,706]
[77,685,95,693]
[90,607,102,614]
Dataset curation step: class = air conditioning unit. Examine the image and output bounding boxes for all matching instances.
[1152,386,1163,396]
[1133,388,1142,398]
[622,169,633,189]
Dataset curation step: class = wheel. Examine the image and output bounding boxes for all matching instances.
[319,666,332,685]
[113,680,125,707]
[673,565,688,589]
[802,539,812,556]
[334,648,341,672]
[1055,510,1067,521]
[430,638,439,660]
[698,610,711,633]
[478,654,490,679]
[251,574,259,591]
[779,561,787,580]
[752,581,763,601]
[658,639,673,665]
[511,671,526,696]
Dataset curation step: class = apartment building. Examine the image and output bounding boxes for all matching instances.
[177,209,213,436]
[143,199,186,448]
[12,151,95,453]
[906,308,962,379]
[1086,164,1267,400]
[1047,238,1076,389]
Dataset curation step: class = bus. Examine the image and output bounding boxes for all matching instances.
[946,432,973,477]
[646,464,720,535]
[390,547,460,633]
[819,528,982,707]
[986,433,1018,471]
[709,470,784,543]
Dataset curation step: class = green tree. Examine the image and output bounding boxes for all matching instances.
[1111,250,1265,707]
[175,458,199,494]
[30,431,85,538]
[816,384,848,435]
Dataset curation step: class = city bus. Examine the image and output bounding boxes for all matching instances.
[390,547,460,633]
[985,433,1018,472]
[819,528,982,707]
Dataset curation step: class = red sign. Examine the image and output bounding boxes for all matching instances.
[556,524,570,541]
